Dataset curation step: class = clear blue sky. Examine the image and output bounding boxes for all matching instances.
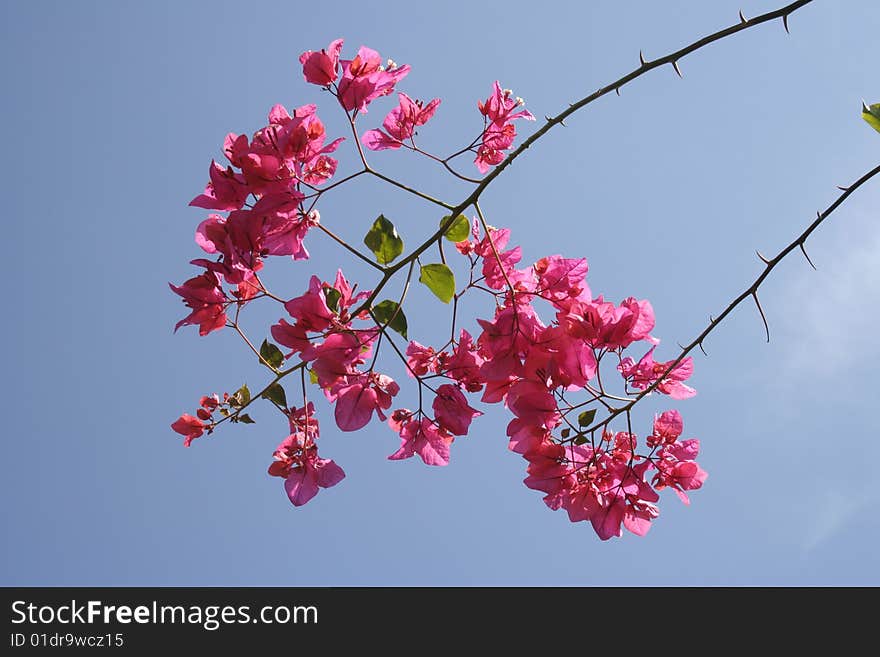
[2,0,878,585]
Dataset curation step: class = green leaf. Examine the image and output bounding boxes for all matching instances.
[323,287,342,313]
[238,413,256,424]
[573,434,589,446]
[577,409,597,427]
[560,428,571,439]
[863,102,880,134]
[230,384,251,408]
[439,214,470,243]
[261,383,288,409]
[309,368,319,385]
[363,214,404,265]
[419,263,456,303]
[259,339,284,370]
[372,299,408,339]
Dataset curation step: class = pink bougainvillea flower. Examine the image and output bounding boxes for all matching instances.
[362,92,441,150]
[618,347,696,399]
[171,414,206,447]
[387,415,453,466]
[623,500,661,537]
[476,304,544,385]
[223,130,289,194]
[533,255,590,307]
[432,384,482,436]
[268,429,345,507]
[523,439,574,498]
[270,104,344,182]
[283,275,335,331]
[283,456,345,506]
[190,160,249,211]
[473,82,535,173]
[474,124,516,173]
[506,380,560,428]
[475,227,523,290]
[285,269,371,330]
[270,318,311,358]
[653,438,707,504]
[648,409,684,447]
[405,340,439,376]
[308,330,374,387]
[169,268,228,336]
[337,46,411,113]
[299,38,344,86]
[437,330,485,392]
[330,372,400,432]
[478,81,536,127]
[522,325,598,390]
[506,418,551,456]
[328,268,372,319]
[560,295,656,350]
[199,394,219,411]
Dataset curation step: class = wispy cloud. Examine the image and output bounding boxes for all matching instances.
[801,486,875,555]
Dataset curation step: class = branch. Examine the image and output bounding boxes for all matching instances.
[352,0,815,317]
[475,0,813,196]
[581,161,880,436]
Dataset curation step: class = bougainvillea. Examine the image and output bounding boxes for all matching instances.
[168,37,707,540]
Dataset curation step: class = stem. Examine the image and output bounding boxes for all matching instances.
[367,168,455,210]
[316,223,386,272]
[582,160,880,435]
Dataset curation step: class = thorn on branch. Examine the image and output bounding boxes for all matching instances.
[739,10,747,24]
[752,291,770,343]
[698,341,708,357]
[615,87,621,96]
[672,60,683,78]
[756,250,771,265]
[799,242,817,270]
[836,185,850,192]
[782,13,790,34]
[639,50,647,66]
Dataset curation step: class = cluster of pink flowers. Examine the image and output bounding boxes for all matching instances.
[390,221,706,538]
[170,38,706,539]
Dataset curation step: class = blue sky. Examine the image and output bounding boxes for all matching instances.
[2,0,878,585]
